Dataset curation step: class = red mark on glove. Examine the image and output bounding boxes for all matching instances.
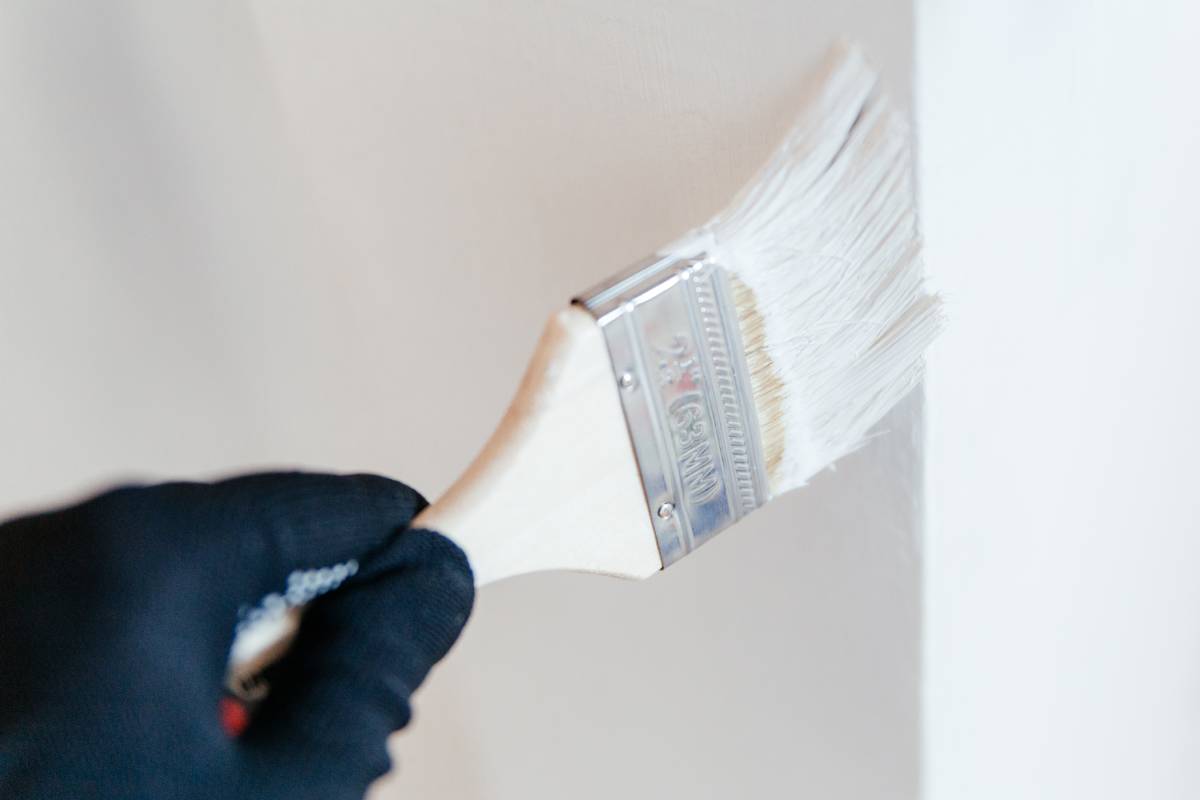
[219,696,250,738]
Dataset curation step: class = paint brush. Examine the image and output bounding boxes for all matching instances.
[411,41,942,584]
[228,40,942,683]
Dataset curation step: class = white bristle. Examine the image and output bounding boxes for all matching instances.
[664,42,943,495]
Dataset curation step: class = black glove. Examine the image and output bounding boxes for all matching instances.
[0,472,474,799]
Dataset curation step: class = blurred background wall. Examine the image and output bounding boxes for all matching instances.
[0,2,918,798]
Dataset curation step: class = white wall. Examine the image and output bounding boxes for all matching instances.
[918,1,1200,797]
[1,2,923,798]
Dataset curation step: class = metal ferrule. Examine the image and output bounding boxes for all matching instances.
[576,253,768,567]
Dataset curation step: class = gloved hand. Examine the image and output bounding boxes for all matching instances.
[0,472,474,799]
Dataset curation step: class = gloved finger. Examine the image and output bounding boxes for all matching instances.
[75,471,427,585]
[199,471,429,586]
[238,528,473,786]
[63,472,428,671]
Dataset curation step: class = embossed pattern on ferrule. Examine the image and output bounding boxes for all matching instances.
[576,254,768,567]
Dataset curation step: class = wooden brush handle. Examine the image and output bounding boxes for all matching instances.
[414,306,661,586]
[227,307,661,687]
